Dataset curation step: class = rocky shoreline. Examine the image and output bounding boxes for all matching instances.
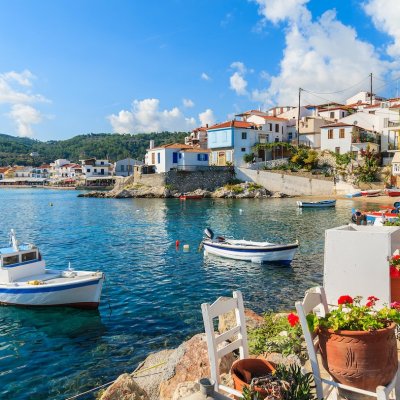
[98,307,299,400]
[78,181,291,199]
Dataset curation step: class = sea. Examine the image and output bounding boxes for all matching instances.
[0,189,357,399]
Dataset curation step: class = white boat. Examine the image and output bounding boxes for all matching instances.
[202,228,298,265]
[360,189,381,197]
[296,200,336,208]
[0,230,104,308]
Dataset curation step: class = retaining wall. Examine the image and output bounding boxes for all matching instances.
[236,167,336,196]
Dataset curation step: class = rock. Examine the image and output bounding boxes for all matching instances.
[133,349,174,400]
[264,352,302,368]
[217,299,265,334]
[159,333,235,400]
[172,381,200,400]
[99,373,150,400]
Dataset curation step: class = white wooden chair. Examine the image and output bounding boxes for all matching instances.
[295,286,400,400]
[201,291,248,398]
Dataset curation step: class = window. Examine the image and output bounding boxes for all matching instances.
[101,161,104,165]
[242,131,247,140]
[121,165,125,172]
[335,147,340,154]
[87,168,91,173]
[197,154,209,161]
[22,252,37,262]
[226,152,232,161]
[330,112,334,119]
[3,255,19,266]
[94,168,97,173]
[101,169,104,175]
[268,123,272,131]
[241,147,246,152]
[339,128,345,139]
[288,133,292,141]
[179,153,182,159]
[275,124,279,133]
[157,153,161,164]
[328,129,333,139]
[151,153,155,164]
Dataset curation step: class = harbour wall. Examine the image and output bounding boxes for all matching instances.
[133,168,235,192]
[236,167,337,196]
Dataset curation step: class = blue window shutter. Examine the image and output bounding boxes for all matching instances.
[197,154,200,161]
[205,154,208,161]
[157,153,160,164]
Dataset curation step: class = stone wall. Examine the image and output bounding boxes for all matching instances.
[134,173,167,187]
[165,168,235,192]
[248,158,289,170]
[236,167,336,196]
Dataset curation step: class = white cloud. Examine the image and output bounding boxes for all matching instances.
[108,98,197,133]
[201,72,211,81]
[0,70,49,137]
[8,104,43,137]
[250,2,388,106]
[199,109,216,127]
[229,61,249,96]
[364,0,400,57]
[183,98,194,108]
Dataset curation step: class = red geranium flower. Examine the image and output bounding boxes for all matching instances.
[287,313,299,327]
[338,295,353,305]
[366,301,373,307]
[367,296,379,302]
[391,301,400,309]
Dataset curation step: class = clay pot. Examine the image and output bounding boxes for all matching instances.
[318,323,398,391]
[391,268,400,302]
[230,358,275,395]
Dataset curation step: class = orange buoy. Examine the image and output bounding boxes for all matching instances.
[175,240,180,248]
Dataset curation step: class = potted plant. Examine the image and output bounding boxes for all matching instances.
[307,295,400,391]
[239,364,317,400]
[390,254,400,302]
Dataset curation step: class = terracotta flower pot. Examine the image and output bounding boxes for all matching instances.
[391,267,400,302]
[318,323,398,391]
[230,358,275,395]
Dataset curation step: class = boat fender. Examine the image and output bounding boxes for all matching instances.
[204,228,214,239]
[351,210,362,224]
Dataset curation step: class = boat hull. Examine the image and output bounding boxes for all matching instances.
[361,190,381,197]
[0,274,104,309]
[387,190,400,197]
[179,195,203,200]
[203,241,298,265]
[297,200,336,208]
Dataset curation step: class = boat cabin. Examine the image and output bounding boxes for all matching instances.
[0,231,45,283]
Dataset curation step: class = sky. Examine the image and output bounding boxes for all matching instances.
[0,0,399,141]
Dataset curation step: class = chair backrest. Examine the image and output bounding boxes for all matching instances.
[295,286,328,400]
[201,291,248,396]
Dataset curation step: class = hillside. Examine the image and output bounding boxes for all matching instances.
[0,131,188,166]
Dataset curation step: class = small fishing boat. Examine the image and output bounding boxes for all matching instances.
[296,200,336,208]
[0,230,104,308]
[202,228,298,265]
[179,194,203,200]
[385,188,400,197]
[345,192,362,198]
[360,189,381,197]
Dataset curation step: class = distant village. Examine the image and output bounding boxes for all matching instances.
[2,90,400,188]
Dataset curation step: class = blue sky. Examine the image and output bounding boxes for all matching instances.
[0,0,399,140]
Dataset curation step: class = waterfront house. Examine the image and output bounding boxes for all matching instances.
[114,158,143,177]
[14,166,32,178]
[80,158,113,177]
[320,122,379,156]
[317,106,351,122]
[145,143,210,173]
[0,167,9,180]
[206,120,261,166]
[31,164,51,179]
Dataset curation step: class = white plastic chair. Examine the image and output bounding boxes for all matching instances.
[201,291,248,398]
[295,286,400,400]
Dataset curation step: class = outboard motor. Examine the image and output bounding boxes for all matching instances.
[204,228,214,240]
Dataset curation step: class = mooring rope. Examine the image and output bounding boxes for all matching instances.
[65,361,167,400]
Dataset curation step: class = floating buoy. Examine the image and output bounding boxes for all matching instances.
[239,209,243,214]
[49,202,53,207]
[175,240,180,248]
[183,244,190,252]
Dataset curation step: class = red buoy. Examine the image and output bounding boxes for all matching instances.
[175,240,180,248]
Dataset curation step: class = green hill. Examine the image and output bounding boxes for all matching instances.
[0,131,188,166]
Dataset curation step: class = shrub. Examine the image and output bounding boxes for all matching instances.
[243,153,254,163]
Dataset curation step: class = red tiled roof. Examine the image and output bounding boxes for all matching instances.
[318,107,350,112]
[181,148,210,153]
[320,122,354,128]
[149,143,196,151]
[207,120,256,130]
[0,167,9,173]
[61,163,81,168]
[39,164,51,168]
[235,109,268,117]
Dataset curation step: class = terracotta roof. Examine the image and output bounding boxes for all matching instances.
[180,148,210,153]
[207,120,256,130]
[390,104,400,109]
[148,143,196,151]
[318,107,350,112]
[0,167,9,173]
[235,109,268,117]
[60,163,81,168]
[346,102,370,107]
[261,116,288,122]
[192,127,208,132]
[39,164,51,169]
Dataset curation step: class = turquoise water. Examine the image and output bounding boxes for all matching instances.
[0,189,357,399]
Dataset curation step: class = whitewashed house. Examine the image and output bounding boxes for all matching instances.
[31,164,51,179]
[14,166,32,177]
[297,116,331,148]
[0,167,8,180]
[320,122,379,156]
[317,107,351,122]
[115,158,143,177]
[80,158,113,178]
[145,143,210,173]
[345,91,385,107]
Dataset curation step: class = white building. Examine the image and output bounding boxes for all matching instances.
[31,164,51,179]
[80,158,113,177]
[185,126,208,149]
[145,143,210,173]
[345,91,385,107]
[320,122,379,156]
[114,158,143,177]
[317,107,351,122]
[14,166,32,177]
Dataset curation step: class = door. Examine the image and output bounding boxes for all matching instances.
[173,152,178,164]
[151,153,155,164]
[218,151,226,166]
